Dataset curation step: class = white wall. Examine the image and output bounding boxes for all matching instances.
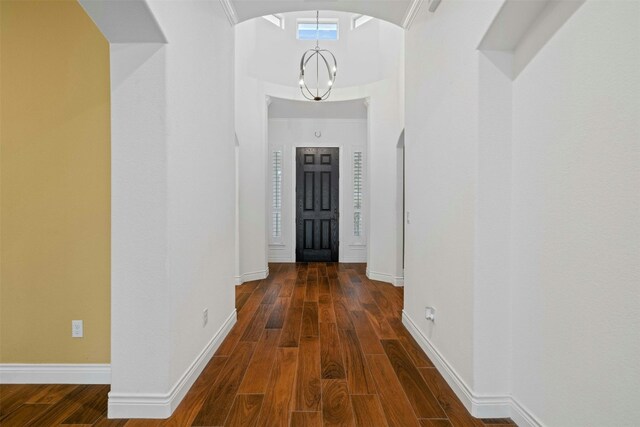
[87,0,237,418]
[268,116,368,263]
[405,0,640,424]
[405,0,504,396]
[151,0,236,400]
[110,42,172,406]
[236,11,404,284]
[510,2,640,425]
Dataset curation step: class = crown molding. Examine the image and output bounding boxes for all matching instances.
[402,0,425,29]
[219,0,238,26]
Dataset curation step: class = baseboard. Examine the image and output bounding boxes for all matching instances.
[0,363,111,384]
[510,398,543,427]
[268,256,294,263]
[236,268,269,285]
[107,309,237,419]
[366,268,404,287]
[401,311,540,427]
[340,256,367,263]
[401,311,480,415]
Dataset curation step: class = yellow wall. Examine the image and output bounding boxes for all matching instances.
[0,0,110,363]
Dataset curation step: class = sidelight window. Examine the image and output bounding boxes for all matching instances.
[353,151,363,237]
[272,150,283,240]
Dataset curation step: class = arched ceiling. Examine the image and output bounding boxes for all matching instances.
[222,0,422,28]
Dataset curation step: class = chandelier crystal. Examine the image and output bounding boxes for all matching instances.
[299,11,338,101]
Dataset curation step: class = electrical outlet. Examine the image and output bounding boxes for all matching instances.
[425,307,436,322]
[72,320,83,338]
[203,309,208,327]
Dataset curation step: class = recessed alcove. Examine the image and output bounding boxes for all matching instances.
[478,0,585,79]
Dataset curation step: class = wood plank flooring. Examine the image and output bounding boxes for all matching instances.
[0,263,516,427]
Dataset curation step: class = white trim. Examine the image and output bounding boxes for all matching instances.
[219,0,238,26]
[0,364,111,384]
[342,245,366,263]
[366,268,404,287]
[351,14,373,30]
[510,398,544,427]
[108,309,237,419]
[269,118,366,124]
[402,311,541,427]
[235,268,269,285]
[268,255,295,263]
[342,257,367,263]
[402,0,425,29]
[268,243,294,263]
[262,14,285,29]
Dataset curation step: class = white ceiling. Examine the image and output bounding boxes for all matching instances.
[269,97,367,120]
[226,0,418,28]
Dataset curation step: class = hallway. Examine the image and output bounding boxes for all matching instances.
[0,263,515,426]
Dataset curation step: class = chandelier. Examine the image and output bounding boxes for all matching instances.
[298,11,338,101]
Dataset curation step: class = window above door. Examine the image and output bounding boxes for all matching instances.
[297,19,339,41]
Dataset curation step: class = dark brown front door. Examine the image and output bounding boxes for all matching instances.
[296,147,339,262]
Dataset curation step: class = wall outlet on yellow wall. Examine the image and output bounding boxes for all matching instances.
[72,320,84,338]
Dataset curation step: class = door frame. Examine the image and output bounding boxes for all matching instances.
[291,144,344,262]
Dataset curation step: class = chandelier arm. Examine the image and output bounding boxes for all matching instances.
[319,51,334,82]
[318,53,334,99]
[300,48,317,77]
[299,50,308,73]
[302,52,319,98]
[301,91,315,101]
[301,82,314,100]
[319,49,338,76]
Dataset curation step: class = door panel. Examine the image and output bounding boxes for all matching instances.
[296,147,339,262]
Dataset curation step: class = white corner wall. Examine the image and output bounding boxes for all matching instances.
[86,0,237,418]
[510,1,640,425]
[404,0,505,401]
[236,12,404,284]
[405,0,640,425]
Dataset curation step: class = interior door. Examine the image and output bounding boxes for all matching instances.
[296,147,339,262]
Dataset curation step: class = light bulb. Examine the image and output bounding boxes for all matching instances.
[299,78,304,86]
[328,81,333,86]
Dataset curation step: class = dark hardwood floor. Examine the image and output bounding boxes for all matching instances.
[0,263,516,426]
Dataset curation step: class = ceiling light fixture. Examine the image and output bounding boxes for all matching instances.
[299,11,337,101]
